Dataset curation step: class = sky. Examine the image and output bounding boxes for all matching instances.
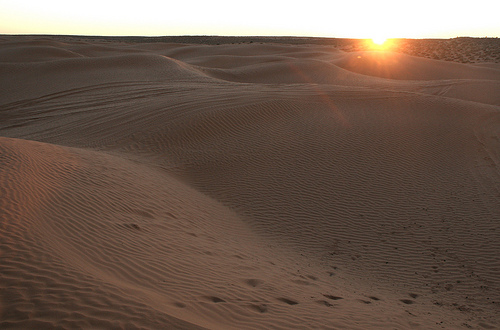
[1,0,499,39]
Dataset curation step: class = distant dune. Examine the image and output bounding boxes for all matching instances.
[1,35,499,329]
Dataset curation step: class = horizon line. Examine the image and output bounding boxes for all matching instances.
[2,33,499,40]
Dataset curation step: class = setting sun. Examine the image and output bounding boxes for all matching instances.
[372,37,387,45]
[367,37,394,50]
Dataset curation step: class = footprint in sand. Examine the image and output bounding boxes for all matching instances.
[277,297,299,305]
[245,279,263,288]
[317,300,334,307]
[173,302,186,308]
[250,304,268,313]
[205,296,225,303]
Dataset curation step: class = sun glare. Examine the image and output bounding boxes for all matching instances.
[368,37,395,50]
[372,37,387,46]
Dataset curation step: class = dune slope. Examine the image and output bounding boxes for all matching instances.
[1,36,499,329]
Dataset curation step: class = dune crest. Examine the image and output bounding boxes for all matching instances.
[1,36,499,329]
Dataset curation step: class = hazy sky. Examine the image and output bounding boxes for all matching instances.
[1,0,499,39]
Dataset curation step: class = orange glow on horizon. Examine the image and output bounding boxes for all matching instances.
[367,37,397,51]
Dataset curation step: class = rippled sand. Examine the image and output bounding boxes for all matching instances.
[1,35,499,329]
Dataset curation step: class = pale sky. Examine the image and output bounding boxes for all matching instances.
[1,0,499,39]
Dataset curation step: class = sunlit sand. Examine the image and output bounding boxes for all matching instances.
[1,35,499,329]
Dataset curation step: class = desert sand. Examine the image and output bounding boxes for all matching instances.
[1,35,499,329]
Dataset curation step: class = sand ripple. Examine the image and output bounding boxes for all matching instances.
[1,36,499,329]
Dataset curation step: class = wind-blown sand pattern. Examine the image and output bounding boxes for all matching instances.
[1,36,499,329]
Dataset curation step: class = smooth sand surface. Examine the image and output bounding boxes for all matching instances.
[1,36,499,329]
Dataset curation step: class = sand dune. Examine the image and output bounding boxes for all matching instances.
[1,36,499,329]
[334,51,500,81]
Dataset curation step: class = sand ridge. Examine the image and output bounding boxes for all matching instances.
[1,35,500,329]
